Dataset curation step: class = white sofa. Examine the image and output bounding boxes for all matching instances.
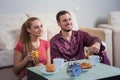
[98,11,120,68]
[0,12,113,80]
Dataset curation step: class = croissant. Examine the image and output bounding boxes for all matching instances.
[45,64,55,72]
[80,62,92,69]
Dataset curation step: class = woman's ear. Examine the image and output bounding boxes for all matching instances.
[27,28,31,33]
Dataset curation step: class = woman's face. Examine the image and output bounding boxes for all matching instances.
[27,19,43,38]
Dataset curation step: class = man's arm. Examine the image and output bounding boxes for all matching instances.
[81,30,104,54]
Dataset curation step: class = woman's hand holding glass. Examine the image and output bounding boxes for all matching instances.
[27,51,39,66]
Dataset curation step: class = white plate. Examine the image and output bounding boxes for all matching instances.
[41,68,58,75]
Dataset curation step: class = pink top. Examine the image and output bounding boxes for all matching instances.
[14,39,50,64]
[14,39,50,79]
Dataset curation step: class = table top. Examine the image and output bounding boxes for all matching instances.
[27,59,120,80]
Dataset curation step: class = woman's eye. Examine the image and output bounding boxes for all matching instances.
[34,26,39,29]
[34,25,43,29]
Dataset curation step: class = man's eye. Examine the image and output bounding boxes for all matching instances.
[41,25,43,28]
[63,19,67,22]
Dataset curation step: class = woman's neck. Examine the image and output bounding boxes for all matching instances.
[31,36,39,42]
[31,37,40,49]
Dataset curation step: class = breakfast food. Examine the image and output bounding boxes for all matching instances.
[45,64,55,72]
[80,62,92,69]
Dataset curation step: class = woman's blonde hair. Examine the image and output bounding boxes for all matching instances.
[19,17,40,57]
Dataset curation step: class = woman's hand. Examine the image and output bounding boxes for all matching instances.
[27,52,35,61]
[36,63,44,66]
[26,52,39,65]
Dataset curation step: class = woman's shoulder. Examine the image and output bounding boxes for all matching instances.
[16,40,23,46]
[40,39,49,44]
[40,39,50,48]
[40,39,49,42]
[14,40,23,52]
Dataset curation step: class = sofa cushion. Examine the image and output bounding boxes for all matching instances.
[108,11,120,26]
[0,50,14,68]
[0,14,27,50]
[0,36,6,50]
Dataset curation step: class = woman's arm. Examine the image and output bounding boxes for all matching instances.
[46,47,51,65]
[14,50,28,74]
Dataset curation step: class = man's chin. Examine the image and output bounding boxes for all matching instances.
[64,29,72,32]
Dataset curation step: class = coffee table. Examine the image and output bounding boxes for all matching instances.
[27,59,120,80]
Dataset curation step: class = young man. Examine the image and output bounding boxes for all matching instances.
[50,10,110,65]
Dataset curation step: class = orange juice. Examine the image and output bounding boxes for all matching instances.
[32,51,39,58]
[86,51,90,59]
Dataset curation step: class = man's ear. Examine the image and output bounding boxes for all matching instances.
[57,22,60,27]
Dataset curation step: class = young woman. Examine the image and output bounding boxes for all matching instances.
[14,17,51,80]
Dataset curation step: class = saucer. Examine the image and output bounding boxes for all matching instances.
[82,68,92,72]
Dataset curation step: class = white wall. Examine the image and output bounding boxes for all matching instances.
[0,0,120,27]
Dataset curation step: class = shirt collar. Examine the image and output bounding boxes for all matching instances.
[57,30,78,40]
[57,31,64,40]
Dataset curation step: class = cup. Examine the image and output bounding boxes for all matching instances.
[88,55,102,66]
[32,50,39,58]
[53,58,65,70]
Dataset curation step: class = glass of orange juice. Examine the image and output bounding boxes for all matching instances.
[86,50,90,59]
[32,50,39,65]
[32,50,39,58]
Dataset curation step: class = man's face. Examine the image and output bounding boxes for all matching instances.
[58,13,73,32]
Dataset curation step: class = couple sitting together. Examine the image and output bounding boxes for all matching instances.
[13,10,110,80]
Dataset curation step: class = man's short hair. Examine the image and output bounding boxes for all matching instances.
[56,10,71,22]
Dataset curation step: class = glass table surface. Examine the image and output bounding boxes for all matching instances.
[27,59,120,80]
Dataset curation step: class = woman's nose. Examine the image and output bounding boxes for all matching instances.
[39,27,43,31]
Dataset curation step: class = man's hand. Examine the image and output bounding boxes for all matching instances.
[87,42,101,54]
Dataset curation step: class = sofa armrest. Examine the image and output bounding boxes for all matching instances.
[98,24,120,32]
[0,50,14,68]
[98,24,120,67]
[80,27,113,65]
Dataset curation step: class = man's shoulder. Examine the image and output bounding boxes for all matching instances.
[50,33,60,43]
[73,30,86,35]
[76,29,86,32]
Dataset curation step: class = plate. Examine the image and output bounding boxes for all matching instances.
[41,68,58,75]
[82,68,92,72]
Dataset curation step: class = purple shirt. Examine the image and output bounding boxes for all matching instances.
[50,30,105,61]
